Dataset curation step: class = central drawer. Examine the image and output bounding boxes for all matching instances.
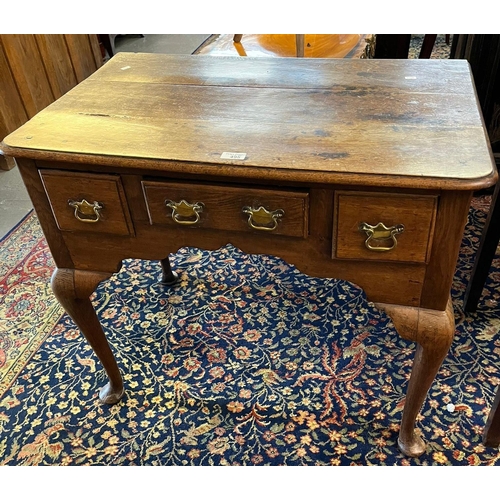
[142,181,309,238]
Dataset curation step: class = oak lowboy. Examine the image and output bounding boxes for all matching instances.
[2,53,497,457]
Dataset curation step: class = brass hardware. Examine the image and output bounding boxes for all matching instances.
[68,199,103,223]
[166,199,204,225]
[358,222,405,252]
[242,206,284,231]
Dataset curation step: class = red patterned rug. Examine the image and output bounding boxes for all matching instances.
[0,211,63,396]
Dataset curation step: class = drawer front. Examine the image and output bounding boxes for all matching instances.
[334,191,437,263]
[40,170,133,236]
[142,181,309,238]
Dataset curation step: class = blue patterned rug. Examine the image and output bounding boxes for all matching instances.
[0,197,499,465]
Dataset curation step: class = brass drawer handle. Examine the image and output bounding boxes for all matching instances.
[68,199,103,223]
[242,206,284,231]
[166,199,204,225]
[359,222,405,252]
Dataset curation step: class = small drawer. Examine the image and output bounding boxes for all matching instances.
[333,191,437,263]
[142,181,309,238]
[39,170,133,236]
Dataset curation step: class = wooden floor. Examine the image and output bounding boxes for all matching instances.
[195,34,372,58]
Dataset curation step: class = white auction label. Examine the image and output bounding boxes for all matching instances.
[220,152,246,160]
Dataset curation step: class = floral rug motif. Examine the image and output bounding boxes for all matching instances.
[0,213,63,396]
[1,199,500,466]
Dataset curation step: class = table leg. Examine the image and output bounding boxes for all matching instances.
[464,179,500,312]
[376,298,455,457]
[483,384,500,447]
[296,34,305,57]
[160,256,179,285]
[51,268,124,404]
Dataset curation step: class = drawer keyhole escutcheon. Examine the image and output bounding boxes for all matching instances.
[166,199,205,225]
[358,222,405,252]
[242,206,285,231]
[68,199,103,223]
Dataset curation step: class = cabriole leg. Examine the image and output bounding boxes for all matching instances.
[160,256,179,285]
[51,268,124,404]
[483,385,500,448]
[376,298,455,457]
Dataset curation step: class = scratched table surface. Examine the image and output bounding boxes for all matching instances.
[2,53,495,187]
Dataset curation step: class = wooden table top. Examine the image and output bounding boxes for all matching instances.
[2,53,497,190]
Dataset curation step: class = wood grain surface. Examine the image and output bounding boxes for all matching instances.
[2,54,496,189]
[7,55,493,455]
[142,180,309,238]
[334,191,437,263]
[0,34,102,170]
[40,170,134,236]
[197,34,368,58]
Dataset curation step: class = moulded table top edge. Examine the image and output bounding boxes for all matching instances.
[2,53,497,191]
[2,143,497,192]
